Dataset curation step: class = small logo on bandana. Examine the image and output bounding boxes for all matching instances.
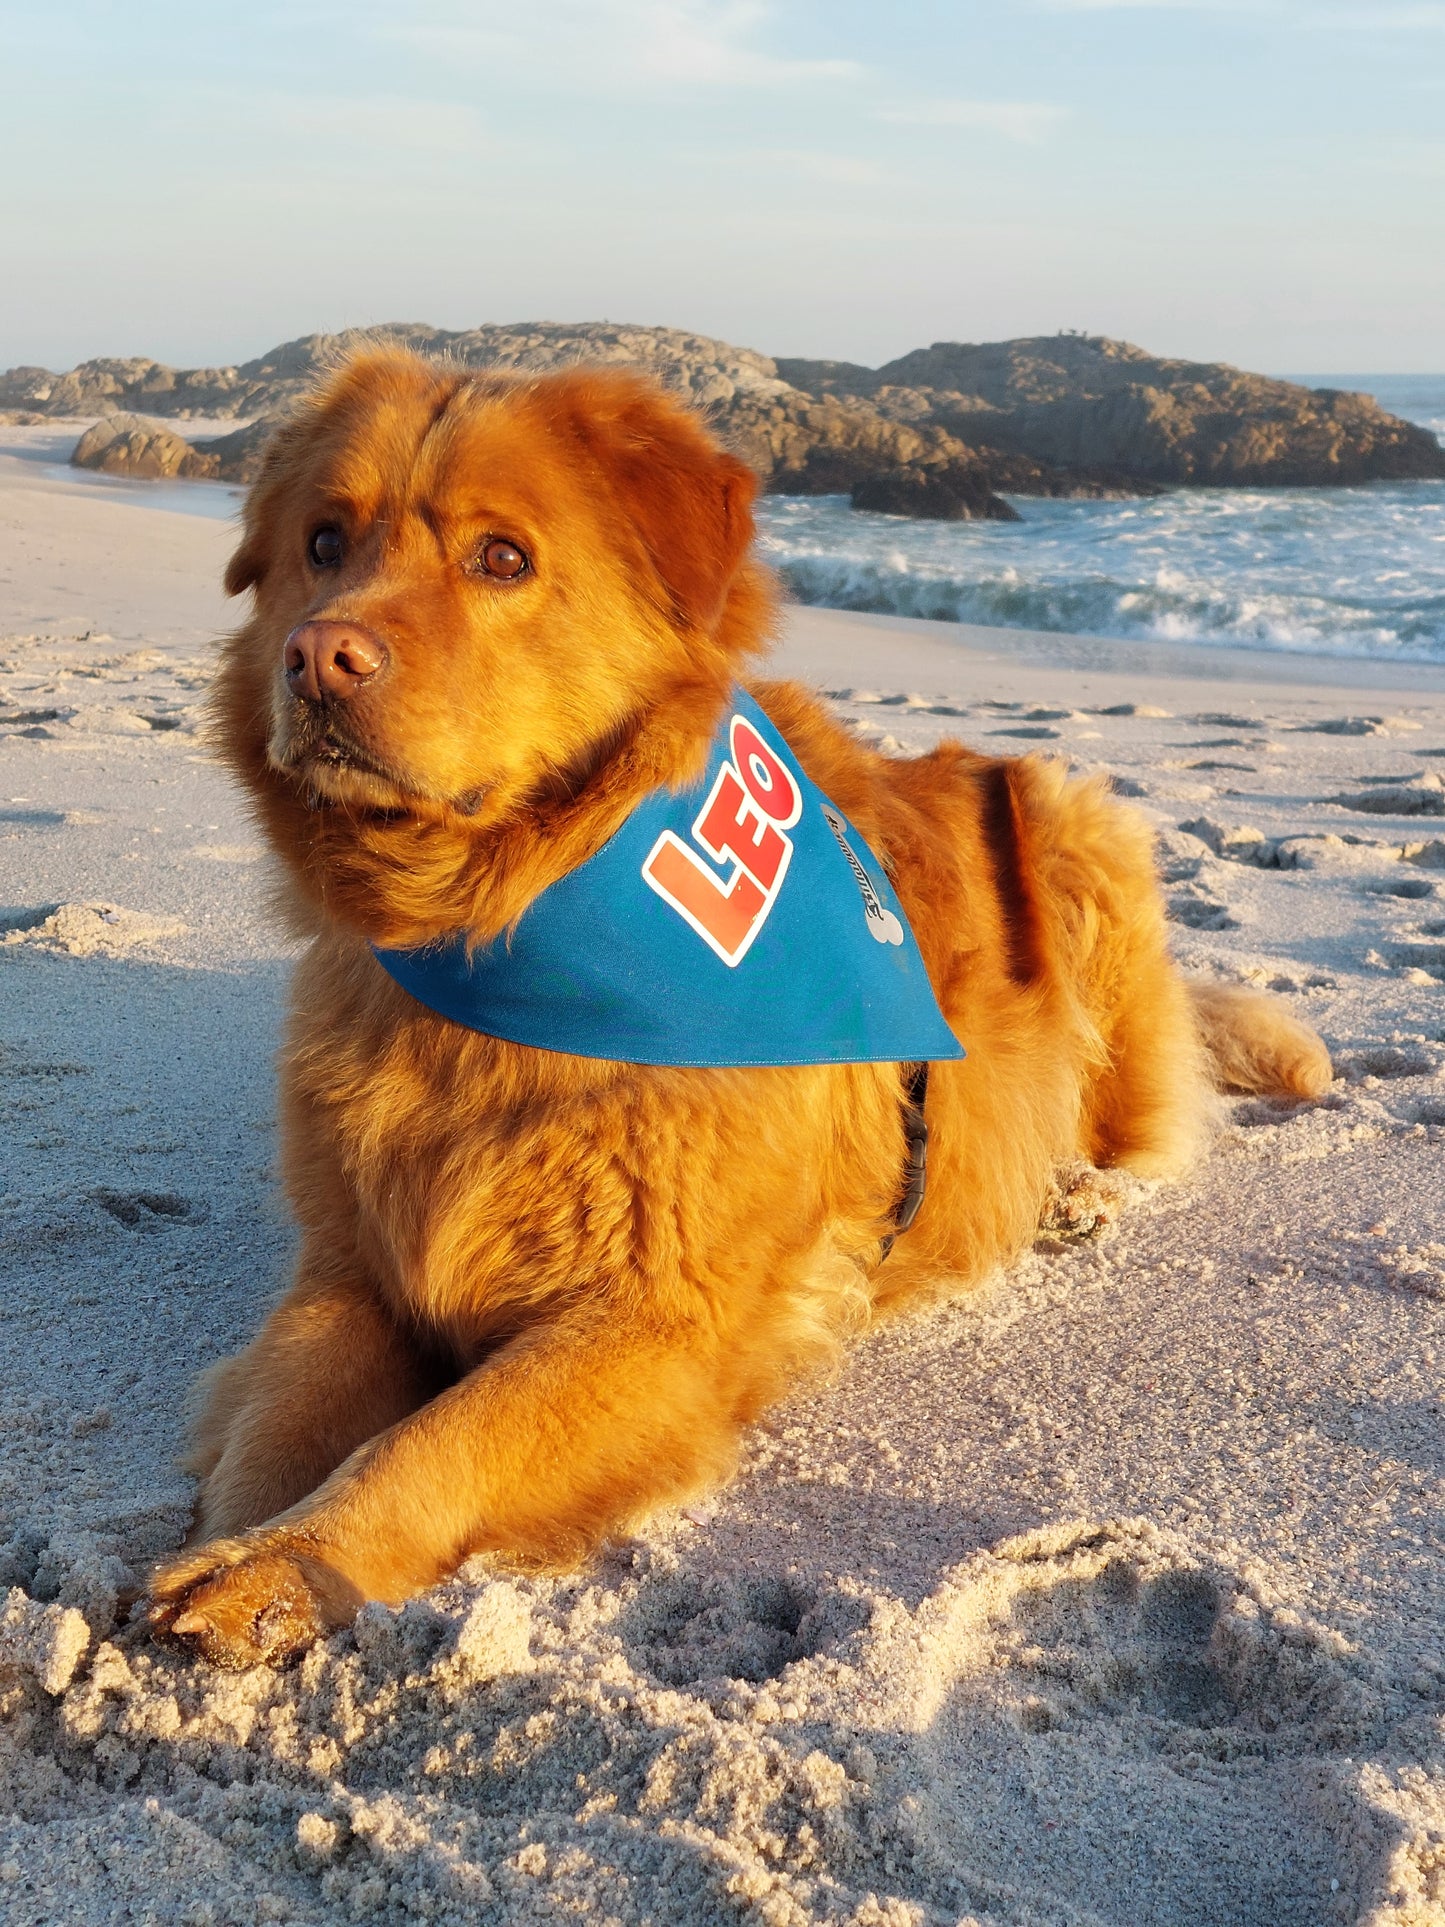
[820,804,904,945]
[642,714,803,966]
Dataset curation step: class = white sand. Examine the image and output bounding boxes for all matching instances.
[2,438,1445,1926]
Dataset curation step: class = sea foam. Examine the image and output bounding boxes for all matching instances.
[757,479,1445,663]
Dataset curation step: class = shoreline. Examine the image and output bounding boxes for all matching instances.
[776,601,1445,699]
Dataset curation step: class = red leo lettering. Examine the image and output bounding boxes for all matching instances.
[694,766,787,890]
[642,834,768,963]
[730,719,802,827]
[641,711,803,968]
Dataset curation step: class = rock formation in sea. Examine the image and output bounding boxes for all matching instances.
[5,323,1439,516]
[849,463,1022,522]
[776,334,1445,489]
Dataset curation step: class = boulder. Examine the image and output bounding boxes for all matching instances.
[70,414,220,480]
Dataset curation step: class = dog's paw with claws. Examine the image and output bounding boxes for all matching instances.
[147,1538,361,1668]
[1037,1162,1141,1244]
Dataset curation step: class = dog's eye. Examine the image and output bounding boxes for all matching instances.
[476,538,528,580]
[309,526,344,568]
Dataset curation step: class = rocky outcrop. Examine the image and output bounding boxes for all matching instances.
[851,464,1021,522]
[13,324,793,425]
[778,335,1445,488]
[19,322,1442,513]
[190,418,278,484]
[70,414,220,480]
[721,387,975,494]
[0,367,62,418]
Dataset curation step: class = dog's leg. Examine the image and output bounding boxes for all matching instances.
[149,1301,765,1666]
[182,1263,438,1544]
[1082,955,1211,1180]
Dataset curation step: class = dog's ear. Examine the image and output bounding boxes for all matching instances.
[222,415,303,596]
[559,376,759,634]
[224,534,264,597]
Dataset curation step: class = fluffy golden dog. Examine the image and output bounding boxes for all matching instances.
[147,350,1331,1665]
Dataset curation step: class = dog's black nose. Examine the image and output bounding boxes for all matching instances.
[284,621,388,703]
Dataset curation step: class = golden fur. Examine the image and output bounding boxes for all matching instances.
[146,350,1332,1665]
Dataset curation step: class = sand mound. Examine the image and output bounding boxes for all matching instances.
[0,902,187,957]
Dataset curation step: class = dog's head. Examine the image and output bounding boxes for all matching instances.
[214,349,769,940]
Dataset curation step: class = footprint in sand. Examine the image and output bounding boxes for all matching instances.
[1333,1044,1441,1082]
[1377,942,1445,982]
[63,706,156,737]
[1167,888,1241,931]
[618,1569,868,1689]
[92,1189,208,1231]
[1298,716,1422,737]
[0,1043,90,1082]
[0,807,69,831]
[843,1520,1406,1927]
[1362,877,1439,901]
[1328,781,1445,819]
[1274,834,1401,874]
[825,689,974,718]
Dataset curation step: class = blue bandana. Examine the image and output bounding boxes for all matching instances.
[373,689,965,1068]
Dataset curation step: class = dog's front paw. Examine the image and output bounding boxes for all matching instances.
[1038,1162,1139,1243]
[148,1538,361,1668]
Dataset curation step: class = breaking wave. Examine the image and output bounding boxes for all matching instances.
[756,479,1445,664]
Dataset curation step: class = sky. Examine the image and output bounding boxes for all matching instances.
[1,0,1442,375]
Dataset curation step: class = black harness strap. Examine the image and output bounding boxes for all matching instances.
[878,1061,930,1261]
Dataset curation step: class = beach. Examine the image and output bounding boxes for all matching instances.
[3,441,1445,1925]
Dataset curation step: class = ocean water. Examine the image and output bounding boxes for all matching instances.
[757,375,1445,665]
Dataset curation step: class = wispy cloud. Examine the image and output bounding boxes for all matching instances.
[1036,0,1256,11]
[1311,4,1445,25]
[1038,0,1445,17]
[875,99,1068,142]
[371,1,859,93]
